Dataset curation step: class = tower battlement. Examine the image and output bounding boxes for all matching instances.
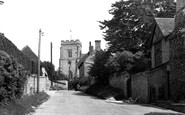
[61,39,81,46]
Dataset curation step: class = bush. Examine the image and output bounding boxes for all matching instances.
[0,92,49,115]
[0,50,27,103]
[85,83,125,100]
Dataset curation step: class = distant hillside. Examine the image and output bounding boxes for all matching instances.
[0,33,36,73]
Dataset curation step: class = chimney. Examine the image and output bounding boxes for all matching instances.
[95,40,101,51]
[176,0,185,13]
[89,42,93,55]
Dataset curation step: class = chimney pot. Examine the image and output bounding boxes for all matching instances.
[95,40,101,51]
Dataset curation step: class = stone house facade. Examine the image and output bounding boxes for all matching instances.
[78,40,101,78]
[59,39,82,79]
[148,18,174,103]
[148,0,185,102]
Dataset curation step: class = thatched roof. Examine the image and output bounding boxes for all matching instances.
[22,45,38,62]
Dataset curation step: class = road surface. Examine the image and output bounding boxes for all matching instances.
[31,90,183,115]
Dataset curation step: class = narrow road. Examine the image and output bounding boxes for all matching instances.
[31,90,182,115]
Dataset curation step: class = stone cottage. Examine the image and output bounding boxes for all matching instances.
[148,0,185,102]
[78,40,101,78]
[148,18,174,103]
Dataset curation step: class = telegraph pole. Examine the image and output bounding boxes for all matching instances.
[37,29,43,93]
[51,42,53,87]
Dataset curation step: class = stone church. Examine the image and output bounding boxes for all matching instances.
[59,39,82,80]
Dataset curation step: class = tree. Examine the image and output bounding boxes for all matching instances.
[153,0,176,18]
[99,0,154,53]
[41,61,54,81]
[88,50,110,85]
[0,50,27,102]
[130,51,150,74]
[106,51,134,74]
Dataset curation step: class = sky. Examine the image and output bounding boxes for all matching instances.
[0,0,119,69]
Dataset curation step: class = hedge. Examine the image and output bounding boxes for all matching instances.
[0,34,37,73]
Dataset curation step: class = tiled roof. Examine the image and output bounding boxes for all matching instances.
[155,18,175,36]
[78,52,89,68]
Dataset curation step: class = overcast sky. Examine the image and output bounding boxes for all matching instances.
[0,0,119,69]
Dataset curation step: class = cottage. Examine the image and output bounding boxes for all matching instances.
[148,18,174,103]
[78,40,101,78]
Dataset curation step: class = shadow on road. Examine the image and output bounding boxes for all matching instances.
[72,91,103,100]
[144,112,184,115]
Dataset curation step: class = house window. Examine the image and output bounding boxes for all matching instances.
[154,41,162,67]
[68,49,72,57]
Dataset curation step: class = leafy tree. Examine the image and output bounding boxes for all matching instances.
[57,71,68,80]
[106,50,149,75]
[106,51,134,74]
[41,61,54,81]
[0,50,27,102]
[99,0,154,53]
[88,50,110,85]
[153,0,176,18]
[130,51,150,74]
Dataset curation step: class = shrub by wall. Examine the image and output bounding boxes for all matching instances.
[0,50,27,103]
[109,72,129,98]
[0,34,36,73]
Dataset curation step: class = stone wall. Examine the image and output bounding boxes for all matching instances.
[149,64,168,102]
[53,80,68,90]
[109,73,129,97]
[24,74,51,95]
[131,71,149,103]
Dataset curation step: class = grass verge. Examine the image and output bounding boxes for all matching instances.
[0,91,49,115]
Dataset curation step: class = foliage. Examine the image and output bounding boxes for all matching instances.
[169,28,185,102]
[54,71,68,81]
[99,0,154,53]
[106,50,149,75]
[41,61,55,81]
[0,50,27,103]
[0,34,36,73]
[153,0,176,18]
[0,92,49,115]
[85,83,125,100]
[106,51,134,74]
[130,51,150,74]
[88,50,111,85]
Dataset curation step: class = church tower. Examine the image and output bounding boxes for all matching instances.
[59,39,82,80]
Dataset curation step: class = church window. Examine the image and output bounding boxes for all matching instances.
[68,49,72,57]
